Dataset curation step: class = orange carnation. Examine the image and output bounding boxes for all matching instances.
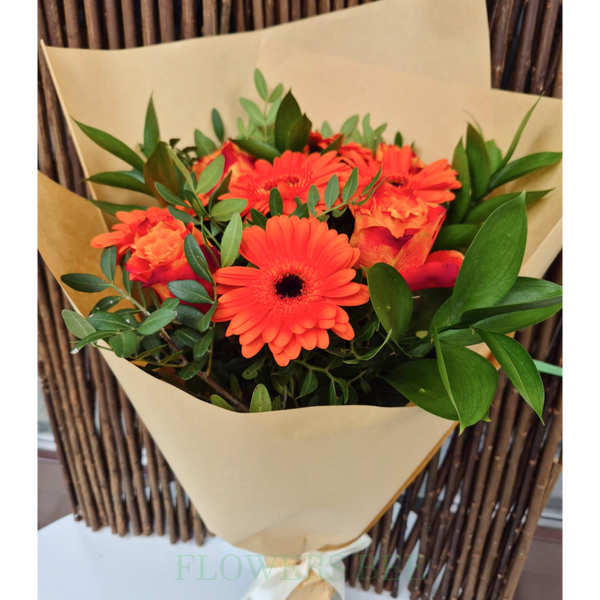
[91,207,218,307]
[192,141,254,206]
[222,151,351,215]
[212,215,369,366]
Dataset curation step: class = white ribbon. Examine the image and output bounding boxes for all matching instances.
[241,534,371,600]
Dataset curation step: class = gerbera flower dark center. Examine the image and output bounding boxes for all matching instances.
[275,274,305,299]
[389,175,408,187]
[260,174,302,194]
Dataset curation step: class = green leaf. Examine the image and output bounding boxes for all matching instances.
[274,90,302,152]
[75,120,145,172]
[366,263,413,345]
[269,188,283,216]
[324,175,340,209]
[268,84,284,103]
[240,97,265,127]
[340,115,359,138]
[137,308,176,335]
[254,68,268,101]
[193,328,215,359]
[211,108,225,143]
[354,328,393,360]
[87,199,145,215]
[320,135,344,155]
[384,360,458,421]
[485,140,503,173]
[286,114,312,153]
[198,303,218,332]
[143,95,160,157]
[121,260,133,295]
[179,357,209,380]
[88,310,131,332]
[197,154,225,194]
[321,121,333,138]
[495,96,541,173]
[210,198,248,222]
[168,280,214,304]
[533,360,563,377]
[243,359,264,380]
[194,129,218,157]
[335,378,350,404]
[144,141,178,202]
[220,212,242,267]
[87,171,152,196]
[250,384,272,412]
[290,203,309,219]
[433,328,498,432]
[307,185,319,217]
[341,168,359,203]
[175,304,203,328]
[362,114,374,149]
[161,298,180,311]
[170,328,201,349]
[61,273,110,293]
[71,330,118,353]
[100,246,117,282]
[155,182,188,208]
[464,190,552,224]
[109,331,139,358]
[250,208,268,229]
[210,394,234,411]
[62,309,96,340]
[184,234,213,282]
[394,131,403,147]
[449,195,527,322]
[432,224,481,252]
[458,278,562,324]
[447,138,471,224]
[477,330,545,421]
[489,152,562,191]
[167,206,200,226]
[466,124,491,200]
[298,370,318,398]
[233,138,280,162]
[90,296,122,313]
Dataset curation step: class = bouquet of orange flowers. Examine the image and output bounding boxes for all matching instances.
[59,70,561,433]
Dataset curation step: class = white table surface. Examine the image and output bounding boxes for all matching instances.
[39,516,415,599]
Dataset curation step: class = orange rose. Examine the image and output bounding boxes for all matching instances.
[350,183,464,291]
[348,145,463,290]
[91,207,218,308]
[192,141,254,206]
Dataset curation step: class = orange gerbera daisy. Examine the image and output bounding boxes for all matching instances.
[212,215,369,366]
[222,151,351,216]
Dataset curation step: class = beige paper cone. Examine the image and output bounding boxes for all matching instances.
[38,0,562,566]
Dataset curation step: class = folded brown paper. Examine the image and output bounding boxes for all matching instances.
[38,0,561,574]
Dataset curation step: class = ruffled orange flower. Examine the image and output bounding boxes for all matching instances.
[91,207,217,307]
[346,144,461,205]
[222,151,351,215]
[212,215,369,366]
[376,144,461,204]
[192,141,254,206]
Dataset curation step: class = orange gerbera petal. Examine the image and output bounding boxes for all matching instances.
[222,151,351,216]
[212,215,369,365]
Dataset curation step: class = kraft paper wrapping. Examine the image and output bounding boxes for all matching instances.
[38,0,562,564]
